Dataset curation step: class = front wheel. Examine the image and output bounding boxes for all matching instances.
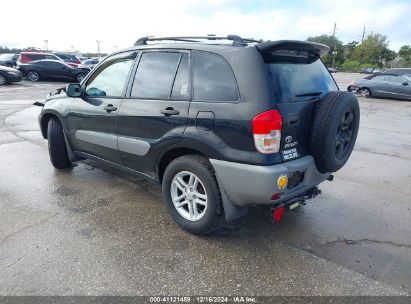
[47,118,72,169]
[359,88,371,98]
[162,155,224,235]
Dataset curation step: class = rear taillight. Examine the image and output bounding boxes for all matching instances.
[252,110,282,154]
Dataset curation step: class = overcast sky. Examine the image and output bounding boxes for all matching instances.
[1,0,410,53]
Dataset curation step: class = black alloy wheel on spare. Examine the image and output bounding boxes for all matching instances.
[309,91,360,173]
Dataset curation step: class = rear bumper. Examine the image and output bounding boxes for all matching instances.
[210,156,330,207]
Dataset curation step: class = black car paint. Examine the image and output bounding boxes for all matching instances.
[18,60,89,81]
[39,42,334,183]
[0,65,22,83]
[0,54,19,67]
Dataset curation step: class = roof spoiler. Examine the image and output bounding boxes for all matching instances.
[257,40,329,58]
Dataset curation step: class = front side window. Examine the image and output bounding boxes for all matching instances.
[85,52,136,97]
[131,52,182,99]
[384,75,402,83]
[372,75,386,81]
[193,51,239,102]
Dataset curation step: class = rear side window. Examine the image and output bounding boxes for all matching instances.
[266,59,337,103]
[171,54,190,100]
[193,51,239,102]
[131,52,182,99]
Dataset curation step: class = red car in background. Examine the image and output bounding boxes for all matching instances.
[18,52,80,67]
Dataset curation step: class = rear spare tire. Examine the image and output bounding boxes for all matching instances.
[309,91,360,173]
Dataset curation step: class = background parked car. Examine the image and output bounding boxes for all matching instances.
[327,67,337,73]
[347,73,411,100]
[17,59,89,83]
[77,58,100,70]
[52,53,81,67]
[0,65,22,85]
[0,53,20,67]
[18,52,62,65]
[384,68,411,75]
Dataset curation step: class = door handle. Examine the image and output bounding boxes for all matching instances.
[161,107,179,116]
[104,104,117,112]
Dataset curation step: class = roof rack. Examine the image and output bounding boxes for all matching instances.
[134,35,261,47]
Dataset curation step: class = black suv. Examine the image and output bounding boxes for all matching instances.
[38,35,360,235]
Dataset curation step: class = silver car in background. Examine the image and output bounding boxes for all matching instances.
[348,74,411,100]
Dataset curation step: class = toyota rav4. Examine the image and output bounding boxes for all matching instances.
[37,35,360,235]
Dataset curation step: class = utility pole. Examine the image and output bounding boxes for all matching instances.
[361,27,366,42]
[44,40,48,51]
[96,40,101,57]
[70,45,75,53]
[331,23,337,68]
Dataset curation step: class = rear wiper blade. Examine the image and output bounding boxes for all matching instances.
[295,92,322,97]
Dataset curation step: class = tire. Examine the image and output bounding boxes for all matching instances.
[0,74,7,86]
[309,91,360,173]
[359,87,371,98]
[27,70,40,82]
[75,73,85,83]
[162,155,224,235]
[47,118,71,169]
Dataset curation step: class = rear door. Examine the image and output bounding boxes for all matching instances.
[117,50,191,176]
[258,41,338,161]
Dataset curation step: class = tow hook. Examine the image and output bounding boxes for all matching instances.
[327,174,334,181]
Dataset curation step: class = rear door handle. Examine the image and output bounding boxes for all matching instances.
[104,104,117,112]
[161,107,179,116]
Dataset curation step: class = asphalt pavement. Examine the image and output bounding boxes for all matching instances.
[0,75,410,296]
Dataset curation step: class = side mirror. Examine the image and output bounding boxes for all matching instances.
[402,81,409,86]
[66,83,82,97]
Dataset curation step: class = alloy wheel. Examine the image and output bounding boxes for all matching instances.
[170,171,208,221]
[0,75,6,85]
[28,71,39,82]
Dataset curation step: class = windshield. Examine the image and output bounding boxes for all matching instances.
[266,59,338,102]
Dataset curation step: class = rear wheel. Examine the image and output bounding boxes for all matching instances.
[47,118,71,169]
[75,73,86,83]
[0,75,7,85]
[27,71,40,82]
[162,155,224,235]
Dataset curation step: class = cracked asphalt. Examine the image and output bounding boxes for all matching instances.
[0,75,410,296]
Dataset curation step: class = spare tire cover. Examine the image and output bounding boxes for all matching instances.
[309,91,360,173]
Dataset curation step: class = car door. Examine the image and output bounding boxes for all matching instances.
[44,61,71,79]
[68,51,137,164]
[117,50,191,176]
[383,75,411,99]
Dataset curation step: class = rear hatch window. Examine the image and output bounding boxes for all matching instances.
[266,59,338,103]
[259,43,338,162]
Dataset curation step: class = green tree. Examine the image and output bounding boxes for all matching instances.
[343,41,359,61]
[398,45,411,58]
[352,34,395,67]
[306,34,344,67]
